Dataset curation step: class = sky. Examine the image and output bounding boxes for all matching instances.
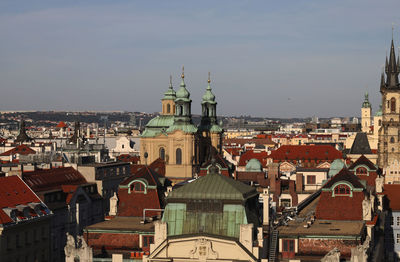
[1,0,400,118]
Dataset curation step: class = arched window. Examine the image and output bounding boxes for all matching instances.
[180,105,184,116]
[176,148,182,165]
[391,137,395,143]
[167,104,171,114]
[131,182,145,192]
[159,147,165,160]
[356,167,368,175]
[379,119,382,126]
[391,98,396,113]
[334,184,351,196]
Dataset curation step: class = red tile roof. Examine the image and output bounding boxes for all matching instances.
[348,155,377,171]
[23,167,87,192]
[238,150,269,167]
[0,176,45,225]
[316,168,365,220]
[383,184,400,211]
[56,121,68,128]
[268,145,342,162]
[117,154,140,164]
[0,144,36,156]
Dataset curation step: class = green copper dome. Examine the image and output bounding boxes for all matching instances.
[362,92,371,108]
[245,158,263,172]
[202,83,216,104]
[176,79,190,101]
[162,77,176,100]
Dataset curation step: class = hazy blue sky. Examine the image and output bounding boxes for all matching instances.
[1,0,400,117]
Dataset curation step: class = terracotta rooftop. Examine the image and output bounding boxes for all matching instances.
[0,176,47,225]
[23,167,87,192]
[383,184,400,211]
[268,145,342,161]
[0,144,36,156]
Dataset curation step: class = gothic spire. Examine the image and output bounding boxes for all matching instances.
[386,39,399,87]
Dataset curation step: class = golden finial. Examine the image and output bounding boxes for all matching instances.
[181,66,185,79]
[208,72,211,83]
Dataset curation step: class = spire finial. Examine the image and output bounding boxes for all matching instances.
[208,72,211,84]
[169,75,172,87]
[392,22,395,39]
[181,65,185,79]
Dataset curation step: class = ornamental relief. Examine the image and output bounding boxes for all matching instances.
[189,238,218,260]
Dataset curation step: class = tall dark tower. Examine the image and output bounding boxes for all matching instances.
[197,73,223,164]
[378,38,400,171]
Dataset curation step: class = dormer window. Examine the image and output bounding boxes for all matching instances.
[130,182,146,193]
[356,167,368,175]
[334,184,351,196]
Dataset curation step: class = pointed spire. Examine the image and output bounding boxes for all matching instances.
[180,65,185,87]
[386,37,399,87]
[381,71,386,89]
[207,72,212,90]
[169,75,173,89]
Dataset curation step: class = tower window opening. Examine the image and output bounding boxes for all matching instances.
[176,148,182,165]
[167,104,171,114]
[391,98,396,113]
[159,147,165,160]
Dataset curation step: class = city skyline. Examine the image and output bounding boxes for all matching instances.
[1,0,400,117]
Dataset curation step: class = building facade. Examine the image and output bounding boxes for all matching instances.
[140,70,223,182]
[378,39,400,171]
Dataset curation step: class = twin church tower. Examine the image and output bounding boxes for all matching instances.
[140,68,223,182]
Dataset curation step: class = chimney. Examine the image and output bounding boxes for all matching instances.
[262,188,270,226]
[296,173,303,193]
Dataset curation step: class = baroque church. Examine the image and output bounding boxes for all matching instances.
[140,69,223,182]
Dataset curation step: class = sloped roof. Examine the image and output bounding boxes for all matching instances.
[348,155,376,171]
[0,144,36,156]
[268,145,342,161]
[349,133,372,154]
[322,168,365,189]
[121,165,164,187]
[0,176,45,225]
[238,150,268,167]
[168,171,258,201]
[384,184,400,211]
[56,121,68,128]
[23,167,87,192]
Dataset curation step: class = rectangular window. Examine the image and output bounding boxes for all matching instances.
[281,199,291,208]
[307,175,316,184]
[282,239,295,252]
[397,217,400,226]
[391,216,394,226]
[142,236,154,247]
[397,234,400,244]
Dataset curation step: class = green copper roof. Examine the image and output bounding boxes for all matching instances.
[202,83,216,104]
[168,171,258,201]
[245,158,263,172]
[362,92,371,108]
[162,79,176,100]
[375,104,382,116]
[210,124,223,133]
[176,80,191,102]
[141,115,174,137]
[166,123,197,134]
[328,159,346,178]
[162,203,248,238]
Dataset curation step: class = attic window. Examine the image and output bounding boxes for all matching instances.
[131,182,145,193]
[356,167,368,175]
[334,184,350,196]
